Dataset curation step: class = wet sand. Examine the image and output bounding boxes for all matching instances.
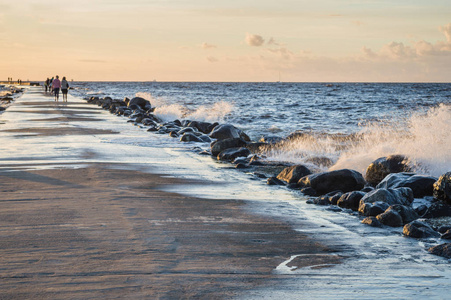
[0,88,339,299]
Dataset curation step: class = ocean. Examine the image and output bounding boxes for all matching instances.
[70,82,451,177]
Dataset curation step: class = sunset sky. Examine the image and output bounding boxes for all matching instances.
[1,0,450,82]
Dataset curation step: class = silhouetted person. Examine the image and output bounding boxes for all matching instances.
[52,75,61,101]
[61,77,69,102]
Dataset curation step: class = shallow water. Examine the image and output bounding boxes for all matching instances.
[2,87,450,299]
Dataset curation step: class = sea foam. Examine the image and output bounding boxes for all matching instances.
[263,104,451,177]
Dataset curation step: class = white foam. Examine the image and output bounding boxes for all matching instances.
[262,104,451,177]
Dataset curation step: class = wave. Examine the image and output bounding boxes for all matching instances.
[262,104,451,177]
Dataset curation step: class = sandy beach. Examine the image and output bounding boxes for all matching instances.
[0,88,340,299]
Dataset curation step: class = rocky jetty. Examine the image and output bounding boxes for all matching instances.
[84,94,451,259]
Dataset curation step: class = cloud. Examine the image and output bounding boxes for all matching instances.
[267,47,294,60]
[361,24,451,61]
[245,33,265,47]
[201,42,217,49]
[440,23,451,43]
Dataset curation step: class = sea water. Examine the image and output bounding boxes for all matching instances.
[65,82,451,298]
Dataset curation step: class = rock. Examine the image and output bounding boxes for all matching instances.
[403,221,440,238]
[235,163,248,169]
[259,136,283,144]
[428,243,451,258]
[438,226,451,234]
[209,124,250,141]
[300,187,317,196]
[359,201,390,217]
[361,216,382,227]
[359,188,414,213]
[217,147,251,161]
[388,204,419,224]
[211,138,247,157]
[276,165,312,184]
[376,209,403,227]
[433,172,451,204]
[168,131,179,138]
[415,205,429,217]
[180,133,204,142]
[314,191,342,206]
[376,173,438,198]
[337,191,366,211]
[441,230,451,240]
[423,202,451,218]
[128,97,151,110]
[267,177,285,186]
[187,121,218,134]
[365,155,412,186]
[298,169,366,195]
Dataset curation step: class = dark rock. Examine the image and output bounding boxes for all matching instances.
[254,172,267,179]
[267,177,285,186]
[298,169,366,195]
[365,155,412,186]
[235,163,248,169]
[388,204,419,224]
[337,191,366,211]
[359,188,414,214]
[433,172,451,204]
[187,121,217,134]
[359,201,390,217]
[441,230,451,240]
[428,243,451,258]
[377,173,437,198]
[197,135,212,143]
[277,165,312,184]
[329,192,344,205]
[361,216,382,227]
[211,138,247,157]
[300,187,317,196]
[209,124,250,141]
[314,191,342,206]
[217,147,251,161]
[415,205,429,217]
[403,221,440,238]
[168,131,179,138]
[180,133,204,142]
[178,127,196,135]
[128,97,151,110]
[438,226,451,234]
[423,202,451,218]
[376,209,403,227]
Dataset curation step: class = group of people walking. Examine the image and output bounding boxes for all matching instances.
[45,76,70,102]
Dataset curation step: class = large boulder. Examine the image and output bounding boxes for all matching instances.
[389,204,419,224]
[365,155,412,186]
[217,147,251,161]
[211,138,247,157]
[358,188,414,214]
[433,172,451,204]
[428,243,451,259]
[209,124,250,141]
[337,191,366,211]
[298,169,365,195]
[128,97,151,110]
[377,173,437,198]
[403,221,440,238]
[276,165,312,184]
[359,201,390,217]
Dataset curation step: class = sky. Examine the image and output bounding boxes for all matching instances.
[0,0,450,82]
